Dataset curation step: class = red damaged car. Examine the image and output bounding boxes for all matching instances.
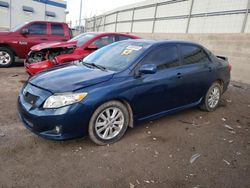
[24,32,140,75]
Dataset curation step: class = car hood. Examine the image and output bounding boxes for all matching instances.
[31,41,77,51]
[29,63,115,93]
[0,31,11,36]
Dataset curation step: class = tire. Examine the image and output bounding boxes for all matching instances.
[0,47,15,67]
[88,101,129,145]
[200,82,222,112]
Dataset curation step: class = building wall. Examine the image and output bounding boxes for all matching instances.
[85,0,250,34]
[0,0,66,30]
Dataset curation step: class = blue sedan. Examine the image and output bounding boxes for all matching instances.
[18,39,231,145]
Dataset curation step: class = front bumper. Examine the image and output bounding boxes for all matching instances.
[24,59,54,75]
[17,84,93,140]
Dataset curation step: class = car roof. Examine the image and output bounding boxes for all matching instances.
[86,32,139,37]
[129,39,202,47]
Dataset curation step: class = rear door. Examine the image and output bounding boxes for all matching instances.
[178,44,215,105]
[17,22,49,58]
[131,45,184,118]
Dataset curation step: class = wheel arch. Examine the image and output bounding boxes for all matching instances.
[94,97,134,128]
[214,79,224,91]
[0,43,17,56]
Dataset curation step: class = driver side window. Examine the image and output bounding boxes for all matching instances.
[141,45,180,70]
[28,23,47,35]
[91,35,116,48]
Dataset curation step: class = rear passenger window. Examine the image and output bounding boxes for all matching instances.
[91,35,116,48]
[141,46,180,70]
[180,45,210,65]
[117,35,131,41]
[28,23,47,35]
[51,24,64,36]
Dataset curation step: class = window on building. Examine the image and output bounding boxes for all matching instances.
[180,45,211,65]
[45,11,56,17]
[51,24,64,36]
[0,1,9,8]
[22,6,34,13]
[141,45,180,70]
[28,23,47,35]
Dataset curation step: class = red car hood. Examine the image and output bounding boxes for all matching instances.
[31,41,77,51]
[0,31,11,36]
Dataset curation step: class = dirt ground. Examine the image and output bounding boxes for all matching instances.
[0,66,249,188]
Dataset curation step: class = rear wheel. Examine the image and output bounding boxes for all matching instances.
[88,101,129,145]
[0,47,15,67]
[200,82,222,112]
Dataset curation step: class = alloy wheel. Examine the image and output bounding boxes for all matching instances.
[95,107,125,140]
[208,86,220,108]
[0,51,11,65]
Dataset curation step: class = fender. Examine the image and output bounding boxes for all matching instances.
[55,53,88,64]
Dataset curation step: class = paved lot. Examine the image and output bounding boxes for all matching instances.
[0,67,249,188]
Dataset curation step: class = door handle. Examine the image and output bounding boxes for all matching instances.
[176,72,183,79]
[208,67,212,72]
[41,38,48,41]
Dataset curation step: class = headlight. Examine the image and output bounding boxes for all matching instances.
[43,92,87,109]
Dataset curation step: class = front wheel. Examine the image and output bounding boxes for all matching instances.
[200,82,222,112]
[88,101,129,145]
[0,47,15,67]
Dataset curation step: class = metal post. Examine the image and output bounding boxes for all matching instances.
[115,12,119,32]
[152,3,158,33]
[103,15,106,31]
[130,8,135,33]
[241,0,250,33]
[93,16,97,31]
[9,0,11,29]
[79,0,83,31]
[186,0,194,33]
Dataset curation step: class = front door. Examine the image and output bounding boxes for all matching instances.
[131,45,184,119]
[17,22,49,58]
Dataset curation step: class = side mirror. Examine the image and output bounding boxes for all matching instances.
[86,45,98,50]
[139,64,157,74]
[21,28,29,35]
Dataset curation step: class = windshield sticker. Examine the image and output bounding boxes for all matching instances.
[121,45,142,56]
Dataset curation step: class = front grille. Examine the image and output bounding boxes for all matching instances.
[23,91,39,106]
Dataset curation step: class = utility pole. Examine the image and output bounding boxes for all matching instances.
[79,0,83,31]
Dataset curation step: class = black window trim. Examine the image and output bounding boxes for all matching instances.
[178,43,212,66]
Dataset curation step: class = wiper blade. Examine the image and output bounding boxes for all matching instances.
[81,61,93,68]
[88,63,107,71]
[81,61,107,71]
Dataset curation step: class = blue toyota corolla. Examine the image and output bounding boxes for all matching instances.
[18,39,231,145]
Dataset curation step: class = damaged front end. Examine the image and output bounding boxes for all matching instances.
[25,46,75,75]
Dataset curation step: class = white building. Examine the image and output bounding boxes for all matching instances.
[0,0,67,30]
[85,0,250,33]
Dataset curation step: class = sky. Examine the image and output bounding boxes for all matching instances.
[65,0,144,26]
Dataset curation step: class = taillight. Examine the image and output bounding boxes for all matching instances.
[228,64,232,72]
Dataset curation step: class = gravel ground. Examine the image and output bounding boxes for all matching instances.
[0,67,249,188]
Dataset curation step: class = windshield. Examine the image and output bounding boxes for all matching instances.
[10,22,28,32]
[82,40,151,71]
[69,33,96,47]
